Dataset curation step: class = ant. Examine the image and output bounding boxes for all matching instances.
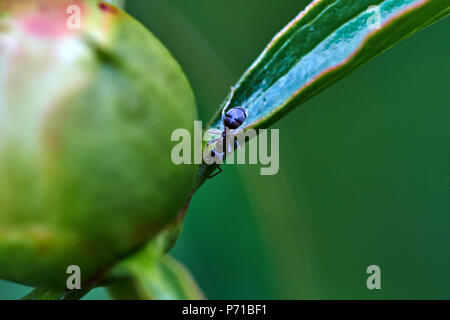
[206,87,248,178]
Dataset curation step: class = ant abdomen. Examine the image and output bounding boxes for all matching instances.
[224,107,247,129]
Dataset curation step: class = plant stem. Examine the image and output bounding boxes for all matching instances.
[21,286,95,300]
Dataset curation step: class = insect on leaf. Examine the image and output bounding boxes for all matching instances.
[195,0,449,187]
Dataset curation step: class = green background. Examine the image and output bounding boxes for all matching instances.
[0,0,449,299]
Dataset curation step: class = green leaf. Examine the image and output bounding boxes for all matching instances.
[107,244,204,300]
[196,0,449,187]
[207,0,449,132]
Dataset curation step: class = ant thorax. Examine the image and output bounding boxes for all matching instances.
[206,127,239,160]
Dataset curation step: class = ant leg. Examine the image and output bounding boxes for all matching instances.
[208,128,222,135]
[234,138,241,149]
[207,137,220,147]
[227,128,243,150]
[208,166,223,179]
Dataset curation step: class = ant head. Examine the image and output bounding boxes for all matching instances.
[223,107,247,129]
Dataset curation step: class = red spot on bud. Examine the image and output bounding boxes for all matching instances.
[24,15,64,37]
[99,2,118,14]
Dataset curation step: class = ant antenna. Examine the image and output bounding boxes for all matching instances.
[222,86,236,125]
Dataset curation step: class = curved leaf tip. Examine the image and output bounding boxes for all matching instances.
[207,0,450,133]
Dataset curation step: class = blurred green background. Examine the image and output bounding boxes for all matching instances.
[0,0,449,299]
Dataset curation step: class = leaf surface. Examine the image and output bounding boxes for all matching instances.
[208,0,449,131]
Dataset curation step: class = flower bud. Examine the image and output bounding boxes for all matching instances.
[0,0,197,288]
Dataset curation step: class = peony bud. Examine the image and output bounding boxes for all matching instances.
[0,0,197,288]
